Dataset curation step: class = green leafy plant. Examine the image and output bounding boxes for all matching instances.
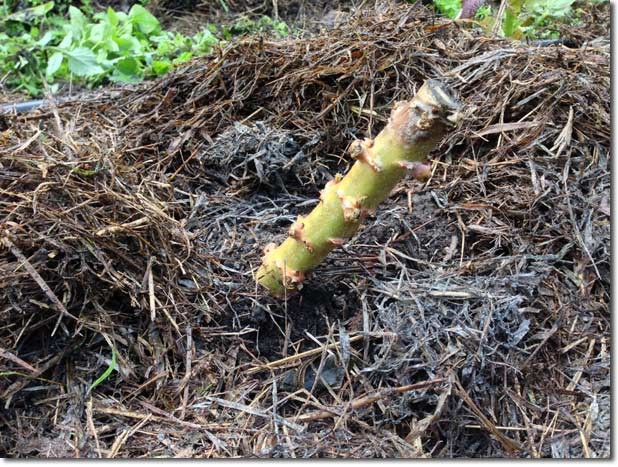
[429,0,583,39]
[433,0,461,18]
[474,4,492,20]
[41,5,220,84]
[502,0,577,39]
[221,15,289,39]
[0,1,289,96]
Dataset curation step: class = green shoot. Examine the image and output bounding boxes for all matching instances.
[88,347,117,393]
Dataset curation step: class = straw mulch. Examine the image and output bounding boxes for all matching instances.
[0,1,610,458]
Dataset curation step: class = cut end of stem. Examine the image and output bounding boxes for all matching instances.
[256,80,462,297]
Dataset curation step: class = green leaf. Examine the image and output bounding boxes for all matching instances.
[502,9,520,37]
[89,23,103,42]
[128,5,159,35]
[115,11,129,24]
[109,56,143,82]
[193,29,218,53]
[88,348,117,393]
[172,51,192,65]
[31,1,55,16]
[151,59,172,76]
[509,0,525,16]
[273,20,288,37]
[116,34,142,54]
[46,51,63,78]
[110,72,142,83]
[474,5,491,20]
[58,31,73,49]
[155,36,174,56]
[106,7,119,27]
[69,6,88,40]
[4,1,54,23]
[433,0,461,18]
[37,30,55,46]
[69,6,88,29]
[545,0,575,17]
[96,49,111,64]
[65,47,104,76]
[101,37,120,53]
[115,56,141,76]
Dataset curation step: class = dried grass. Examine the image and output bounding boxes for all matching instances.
[0,1,610,458]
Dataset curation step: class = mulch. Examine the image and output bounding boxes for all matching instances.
[0,1,610,458]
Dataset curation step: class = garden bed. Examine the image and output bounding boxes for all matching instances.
[0,1,610,458]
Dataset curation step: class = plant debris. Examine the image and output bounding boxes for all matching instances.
[0,0,609,458]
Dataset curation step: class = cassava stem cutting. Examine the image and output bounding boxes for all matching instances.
[256,79,462,296]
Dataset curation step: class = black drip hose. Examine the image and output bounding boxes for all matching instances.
[0,99,49,114]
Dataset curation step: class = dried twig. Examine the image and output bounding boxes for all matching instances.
[290,378,447,423]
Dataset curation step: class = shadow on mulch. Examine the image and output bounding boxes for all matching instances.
[0,1,610,458]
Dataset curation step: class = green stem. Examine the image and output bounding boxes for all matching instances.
[256,79,462,296]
